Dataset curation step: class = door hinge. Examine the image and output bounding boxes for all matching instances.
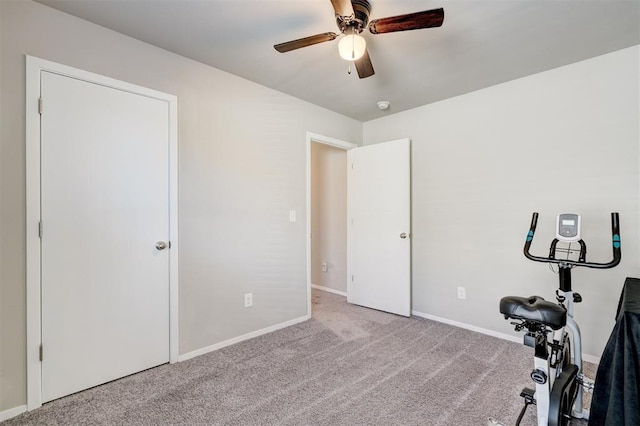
[38,221,43,239]
[38,98,43,115]
[39,344,43,361]
[352,275,354,282]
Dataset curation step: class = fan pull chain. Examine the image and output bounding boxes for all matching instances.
[351,29,356,60]
[347,26,355,74]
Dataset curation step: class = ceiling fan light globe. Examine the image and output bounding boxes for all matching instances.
[338,34,366,61]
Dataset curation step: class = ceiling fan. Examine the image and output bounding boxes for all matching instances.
[274,0,444,79]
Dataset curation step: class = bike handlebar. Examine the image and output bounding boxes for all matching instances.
[523,212,621,269]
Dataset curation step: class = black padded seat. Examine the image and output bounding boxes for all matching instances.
[500,295,567,330]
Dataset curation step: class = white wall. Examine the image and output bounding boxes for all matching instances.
[0,0,361,412]
[363,46,640,359]
[311,143,348,293]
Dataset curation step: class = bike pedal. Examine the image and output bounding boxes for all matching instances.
[579,374,595,392]
[520,387,536,404]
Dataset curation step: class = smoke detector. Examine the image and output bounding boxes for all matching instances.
[377,100,390,110]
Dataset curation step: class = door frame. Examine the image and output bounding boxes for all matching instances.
[305,132,357,315]
[25,56,179,410]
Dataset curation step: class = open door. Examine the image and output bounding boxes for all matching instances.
[347,139,411,316]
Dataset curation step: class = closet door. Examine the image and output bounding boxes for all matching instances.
[40,71,171,402]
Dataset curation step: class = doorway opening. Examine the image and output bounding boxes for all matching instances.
[306,132,356,316]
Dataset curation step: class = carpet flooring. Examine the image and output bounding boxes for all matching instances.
[4,290,596,425]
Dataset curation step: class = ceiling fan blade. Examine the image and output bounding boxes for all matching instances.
[368,7,444,34]
[274,32,338,53]
[330,0,355,18]
[355,49,374,79]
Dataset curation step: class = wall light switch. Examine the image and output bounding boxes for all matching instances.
[289,210,296,222]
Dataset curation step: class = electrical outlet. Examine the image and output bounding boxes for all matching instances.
[244,293,253,308]
[457,287,466,300]
[321,262,328,272]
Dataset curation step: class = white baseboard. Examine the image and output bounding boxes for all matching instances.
[0,404,27,422]
[412,309,521,344]
[311,283,347,297]
[178,314,311,362]
[581,353,600,364]
[411,310,600,365]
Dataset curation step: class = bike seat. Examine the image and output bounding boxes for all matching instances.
[500,295,567,330]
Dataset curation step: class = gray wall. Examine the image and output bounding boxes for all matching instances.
[363,46,640,359]
[310,143,347,293]
[0,0,362,411]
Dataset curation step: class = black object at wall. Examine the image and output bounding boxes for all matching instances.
[589,277,640,426]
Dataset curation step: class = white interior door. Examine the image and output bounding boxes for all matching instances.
[347,139,411,316]
[40,71,170,402]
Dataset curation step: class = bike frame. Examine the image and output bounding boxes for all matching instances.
[532,288,586,425]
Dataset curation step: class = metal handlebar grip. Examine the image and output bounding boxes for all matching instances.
[523,212,540,262]
[610,212,621,267]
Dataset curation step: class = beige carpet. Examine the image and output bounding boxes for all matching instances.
[4,290,595,425]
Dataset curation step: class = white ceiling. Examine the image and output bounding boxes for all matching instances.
[36,0,639,122]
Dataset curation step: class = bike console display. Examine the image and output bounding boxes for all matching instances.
[556,213,581,242]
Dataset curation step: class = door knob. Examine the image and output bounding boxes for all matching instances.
[155,241,168,250]
[400,233,408,239]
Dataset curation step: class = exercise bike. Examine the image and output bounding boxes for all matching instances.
[499,212,621,426]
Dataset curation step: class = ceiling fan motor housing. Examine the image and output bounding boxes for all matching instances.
[336,0,371,34]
